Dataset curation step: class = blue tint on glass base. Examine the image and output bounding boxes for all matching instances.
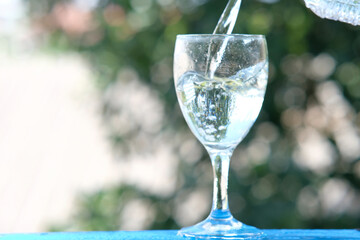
[1,230,359,240]
[178,210,263,239]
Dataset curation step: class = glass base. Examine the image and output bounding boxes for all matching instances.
[178,212,264,239]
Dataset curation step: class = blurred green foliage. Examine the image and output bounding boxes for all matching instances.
[27,0,360,231]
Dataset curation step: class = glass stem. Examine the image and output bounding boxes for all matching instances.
[208,148,234,219]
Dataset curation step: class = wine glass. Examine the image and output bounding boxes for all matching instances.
[174,34,268,239]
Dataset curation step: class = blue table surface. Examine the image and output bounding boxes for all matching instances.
[0,230,359,240]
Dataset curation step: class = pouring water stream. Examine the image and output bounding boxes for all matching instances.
[205,0,242,79]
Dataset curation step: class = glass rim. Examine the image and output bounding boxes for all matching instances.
[176,33,266,39]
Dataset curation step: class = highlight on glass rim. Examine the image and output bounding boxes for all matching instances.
[0,0,359,239]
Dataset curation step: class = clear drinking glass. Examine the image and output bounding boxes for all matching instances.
[174,34,268,239]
